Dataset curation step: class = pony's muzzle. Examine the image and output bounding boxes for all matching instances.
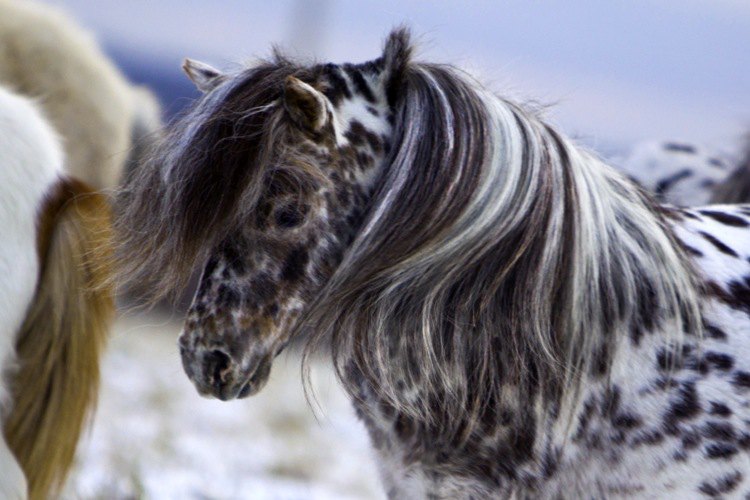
[180,342,273,401]
[203,349,233,396]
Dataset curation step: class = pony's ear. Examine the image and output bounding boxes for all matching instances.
[182,58,225,93]
[283,76,328,132]
[381,27,413,105]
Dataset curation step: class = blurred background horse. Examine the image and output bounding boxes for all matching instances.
[0,1,163,496]
[616,138,750,206]
[0,0,162,190]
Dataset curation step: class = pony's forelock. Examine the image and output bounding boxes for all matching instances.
[114,61,317,302]
[113,27,415,304]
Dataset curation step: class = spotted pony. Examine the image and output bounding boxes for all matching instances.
[117,29,750,498]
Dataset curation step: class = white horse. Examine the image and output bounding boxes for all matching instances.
[0,0,162,190]
[0,86,113,499]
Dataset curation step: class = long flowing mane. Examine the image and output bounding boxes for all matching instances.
[302,39,703,438]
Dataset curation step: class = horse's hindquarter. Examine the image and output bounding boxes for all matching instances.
[0,196,40,406]
[0,86,63,500]
[0,87,62,406]
[0,0,139,190]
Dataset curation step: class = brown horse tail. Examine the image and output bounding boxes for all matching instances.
[4,177,114,499]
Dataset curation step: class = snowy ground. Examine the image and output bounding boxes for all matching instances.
[65,313,384,500]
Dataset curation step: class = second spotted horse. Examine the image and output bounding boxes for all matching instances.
[617,138,750,206]
[116,29,750,498]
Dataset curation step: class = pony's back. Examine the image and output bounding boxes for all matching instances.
[0,86,113,499]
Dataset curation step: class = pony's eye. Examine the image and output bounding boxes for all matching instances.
[274,203,308,229]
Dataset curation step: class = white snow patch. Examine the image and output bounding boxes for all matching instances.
[66,313,384,499]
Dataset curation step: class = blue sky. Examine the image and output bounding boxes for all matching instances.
[44,0,750,153]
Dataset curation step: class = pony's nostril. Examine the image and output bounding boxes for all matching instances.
[204,349,232,389]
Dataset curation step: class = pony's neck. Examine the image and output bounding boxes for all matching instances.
[311,65,703,462]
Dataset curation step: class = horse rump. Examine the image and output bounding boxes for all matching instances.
[3,177,113,500]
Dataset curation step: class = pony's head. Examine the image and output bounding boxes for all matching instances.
[116,30,411,400]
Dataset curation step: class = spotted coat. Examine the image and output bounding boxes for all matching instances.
[338,205,750,498]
